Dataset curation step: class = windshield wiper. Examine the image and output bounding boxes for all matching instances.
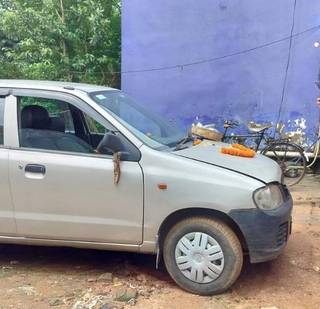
[174,133,194,151]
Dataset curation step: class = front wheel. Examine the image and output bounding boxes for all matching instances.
[261,142,307,186]
[163,217,243,295]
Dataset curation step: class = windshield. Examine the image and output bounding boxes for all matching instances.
[90,90,186,150]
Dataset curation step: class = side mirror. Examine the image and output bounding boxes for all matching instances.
[97,132,124,156]
[96,132,141,162]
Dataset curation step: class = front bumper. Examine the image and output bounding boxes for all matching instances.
[229,191,293,263]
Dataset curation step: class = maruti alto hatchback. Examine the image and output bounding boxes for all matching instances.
[0,80,292,295]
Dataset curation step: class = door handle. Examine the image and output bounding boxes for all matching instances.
[25,164,46,174]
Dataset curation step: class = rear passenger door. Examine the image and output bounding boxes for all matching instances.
[7,90,144,244]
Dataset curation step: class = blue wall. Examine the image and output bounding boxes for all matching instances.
[122,0,320,141]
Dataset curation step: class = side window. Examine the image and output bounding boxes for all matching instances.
[84,114,108,134]
[16,95,140,161]
[18,96,97,155]
[19,97,74,133]
[0,97,4,145]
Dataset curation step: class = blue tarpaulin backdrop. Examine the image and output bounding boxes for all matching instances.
[122,0,320,141]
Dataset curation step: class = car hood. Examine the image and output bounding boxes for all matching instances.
[174,143,282,183]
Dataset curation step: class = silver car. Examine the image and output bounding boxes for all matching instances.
[0,80,292,295]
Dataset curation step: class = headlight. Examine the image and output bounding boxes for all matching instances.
[253,184,284,210]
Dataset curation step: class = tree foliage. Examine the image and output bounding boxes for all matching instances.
[0,0,121,87]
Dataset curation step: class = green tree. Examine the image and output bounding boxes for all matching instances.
[0,0,121,87]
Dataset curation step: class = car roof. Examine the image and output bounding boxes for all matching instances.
[0,79,116,93]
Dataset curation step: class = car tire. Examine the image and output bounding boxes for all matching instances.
[163,216,243,295]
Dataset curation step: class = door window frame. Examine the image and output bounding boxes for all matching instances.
[0,96,7,147]
[2,89,141,161]
[4,95,19,148]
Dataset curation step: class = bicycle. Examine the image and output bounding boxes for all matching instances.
[222,120,307,186]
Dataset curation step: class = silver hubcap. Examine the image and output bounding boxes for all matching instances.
[175,232,224,284]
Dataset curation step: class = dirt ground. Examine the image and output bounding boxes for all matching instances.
[0,175,319,309]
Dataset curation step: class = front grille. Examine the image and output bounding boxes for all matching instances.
[277,222,289,246]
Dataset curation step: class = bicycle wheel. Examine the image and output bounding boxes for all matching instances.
[261,142,307,186]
